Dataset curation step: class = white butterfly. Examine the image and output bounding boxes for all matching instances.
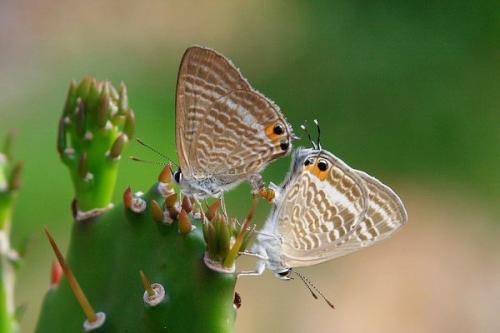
[242,142,408,282]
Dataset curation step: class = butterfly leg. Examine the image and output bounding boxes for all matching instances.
[253,230,281,242]
[237,260,266,278]
[219,193,228,218]
[238,250,269,261]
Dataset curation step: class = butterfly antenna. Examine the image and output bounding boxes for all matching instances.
[293,271,318,300]
[313,119,322,150]
[128,156,167,167]
[294,271,335,309]
[300,122,318,150]
[135,138,179,168]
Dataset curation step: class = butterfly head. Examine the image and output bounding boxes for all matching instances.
[274,267,293,281]
[173,168,182,184]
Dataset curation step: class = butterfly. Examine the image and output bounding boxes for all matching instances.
[173,46,293,199]
[243,129,407,288]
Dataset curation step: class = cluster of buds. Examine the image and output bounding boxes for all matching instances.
[124,164,195,235]
[57,77,135,215]
[202,198,257,273]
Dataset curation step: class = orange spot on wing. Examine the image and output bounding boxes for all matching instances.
[265,124,282,141]
[304,162,329,181]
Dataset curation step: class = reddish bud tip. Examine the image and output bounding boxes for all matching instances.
[165,193,177,209]
[206,199,221,221]
[182,195,192,214]
[51,261,63,287]
[151,200,163,222]
[158,164,172,183]
[123,186,133,209]
[178,209,192,234]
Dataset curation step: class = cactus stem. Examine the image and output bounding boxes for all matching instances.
[139,270,155,297]
[150,199,163,222]
[43,227,102,325]
[50,261,63,288]
[123,186,132,209]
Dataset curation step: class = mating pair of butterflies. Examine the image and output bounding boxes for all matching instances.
[174,46,408,280]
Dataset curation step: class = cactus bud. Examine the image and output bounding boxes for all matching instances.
[123,111,135,140]
[109,134,126,159]
[158,164,172,183]
[75,99,86,138]
[123,186,133,209]
[118,81,129,114]
[63,80,77,117]
[57,117,66,155]
[150,199,163,222]
[96,95,109,128]
[165,193,177,209]
[178,209,193,234]
[181,195,192,214]
[8,161,23,191]
[206,200,221,221]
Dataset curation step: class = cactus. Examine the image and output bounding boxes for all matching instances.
[0,133,23,333]
[35,77,254,333]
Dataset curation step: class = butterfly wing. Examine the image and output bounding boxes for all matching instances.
[175,46,291,181]
[270,149,369,267]
[320,170,408,259]
[274,150,407,268]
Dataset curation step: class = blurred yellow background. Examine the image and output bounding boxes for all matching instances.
[0,1,498,332]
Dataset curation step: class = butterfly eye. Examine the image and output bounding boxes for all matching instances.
[280,139,289,151]
[273,123,284,135]
[174,169,182,183]
[275,268,293,280]
[304,158,313,166]
[317,159,328,172]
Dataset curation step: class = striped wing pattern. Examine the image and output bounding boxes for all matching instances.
[175,46,291,183]
[274,150,407,267]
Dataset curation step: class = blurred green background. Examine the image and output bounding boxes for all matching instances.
[1,1,499,332]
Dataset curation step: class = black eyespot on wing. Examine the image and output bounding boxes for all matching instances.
[280,141,289,151]
[317,160,328,171]
[273,124,284,135]
[304,158,312,166]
